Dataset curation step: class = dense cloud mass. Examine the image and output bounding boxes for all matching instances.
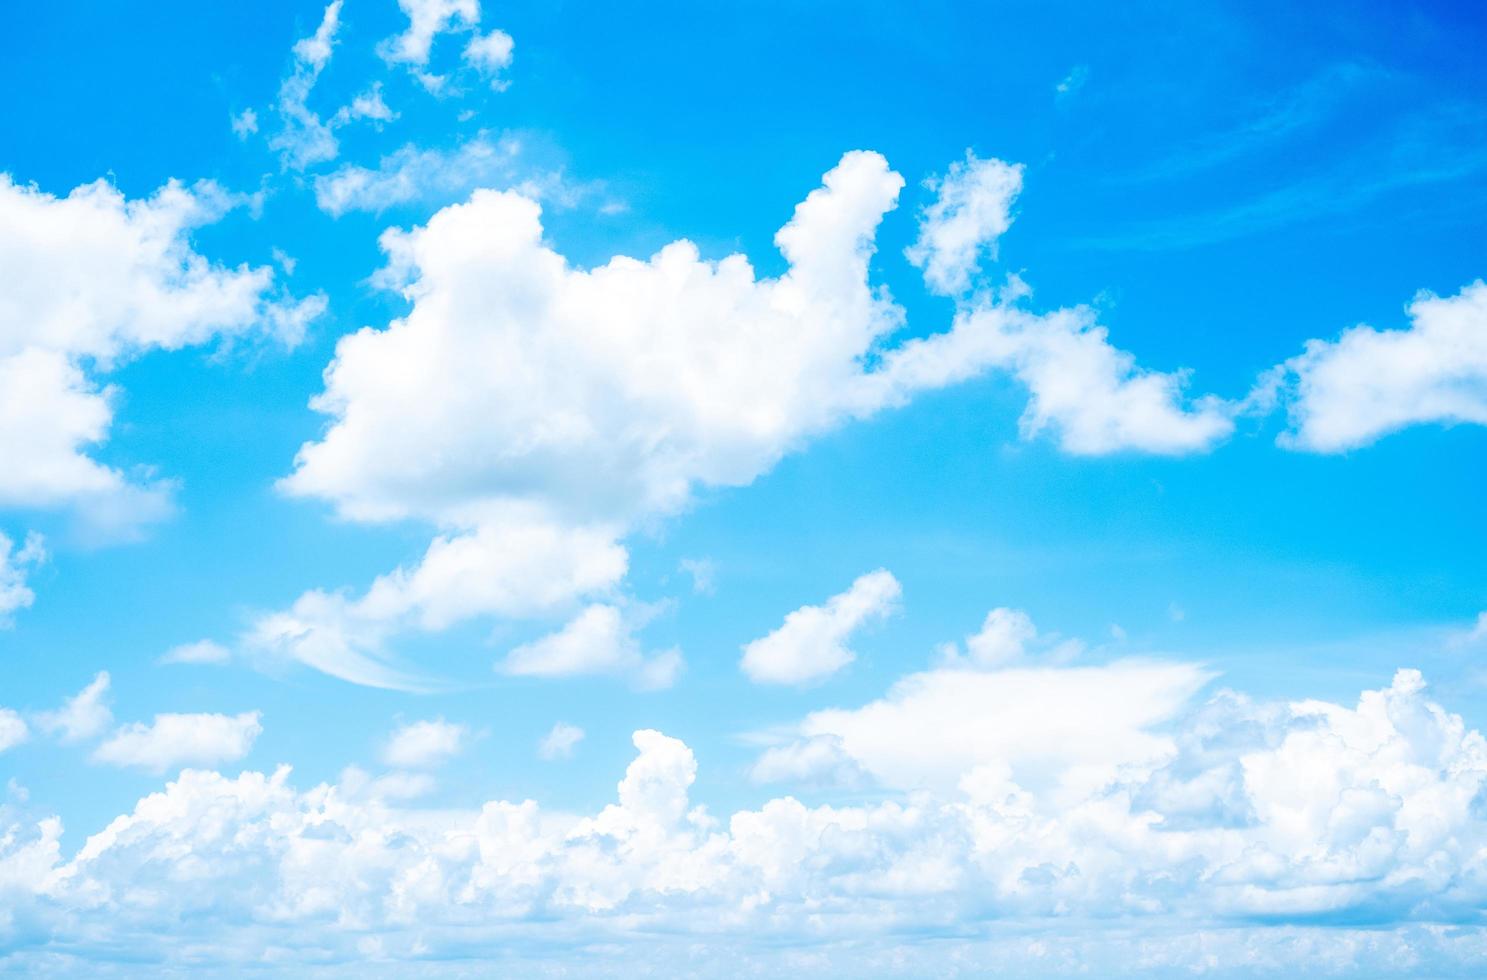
[2,669,1486,974]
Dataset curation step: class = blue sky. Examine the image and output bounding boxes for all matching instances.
[3,1,1487,975]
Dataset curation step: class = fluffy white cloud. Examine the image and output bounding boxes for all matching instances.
[799,659,1212,798]
[0,173,322,530]
[35,672,112,744]
[91,711,262,773]
[934,605,1083,668]
[463,29,514,87]
[1275,280,1487,451]
[248,518,627,689]
[538,721,585,760]
[5,670,1487,974]
[282,151,917,528]
[501,604,683,689]
[905,150,1023,295]
[157,639,231,665]
[267,150,1242,687]
[873,288,1237,454]
[0,709,26,753]
[314,133,574,216]
[0,531,44,625]
[740,570,901,685]
[381,719,467,769]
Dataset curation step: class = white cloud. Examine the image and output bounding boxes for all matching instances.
[1274,280,1487,451]
[281,151,914,530]
[91,711,261,773]
[789,659,1213,798]
[905,150,1023,295]
[157,639,231,666]
[381,0,485,90]
[464,29,514,87]
[230,107,258,140]
[5,670,1487,974]
[740,570,901,685]
[538,722,584,760]
[381,719,467,769]
[269,1,343,170]
[330,84,397,127]
[0,531,44,626]
[934,606,1083,668]
[248,518,627,689]
[35,672,112,744]
[872,285,1237,454]
[748,733,865,787]
[268,150,1240,687]
[0,174,322,531]
[0,709,27,753]
[313,133,574,217]
[501,604,683,689]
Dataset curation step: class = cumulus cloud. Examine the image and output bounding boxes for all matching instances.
[1273,280,1487,451]
[0,173,322,532]
[0,531,44,625]
[0,709,27,753]
[35,672,112,744]
[91,711,262,773]
[538,721,585,760]
[501,604,683,689]
[905,150,1023,295]
[265,150,1242,687]
[740,570,901,685]
[381,719,467,769]
[934,606,1084,668]
[4,671,1487,974]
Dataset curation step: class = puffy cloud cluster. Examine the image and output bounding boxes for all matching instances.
[1274,280,1487,451]
[740,569,902,685]
[266,150,1242,687]
[0,173,322,535]
[3,669,1486,974]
